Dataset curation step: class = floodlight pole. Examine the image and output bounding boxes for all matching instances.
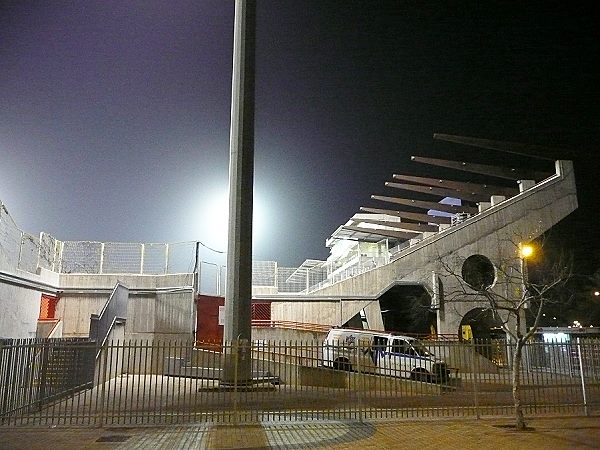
[222,0,255,385]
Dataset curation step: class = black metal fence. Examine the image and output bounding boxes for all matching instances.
[0,338,96,423]
[1,338,598,426]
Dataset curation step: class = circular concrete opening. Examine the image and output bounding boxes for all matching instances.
[461,254,495,290]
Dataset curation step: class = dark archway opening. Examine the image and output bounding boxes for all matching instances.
[377,284,436,335]
[460,307,506,363]
[459,308,504,341]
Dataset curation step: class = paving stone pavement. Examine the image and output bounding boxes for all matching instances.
[1,417,599,449]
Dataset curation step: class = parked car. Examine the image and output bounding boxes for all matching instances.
[322,328,450,383]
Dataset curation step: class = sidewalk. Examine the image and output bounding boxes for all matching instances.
[1,416,598,449]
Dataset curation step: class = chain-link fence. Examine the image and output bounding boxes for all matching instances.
[1,200,327,294]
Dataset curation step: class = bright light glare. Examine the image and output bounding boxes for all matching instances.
[520,244,534,259]
[195,188,229,252]
[194,186,270,254]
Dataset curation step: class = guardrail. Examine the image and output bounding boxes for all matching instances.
[89,283,128,357]
[251,320,333,333]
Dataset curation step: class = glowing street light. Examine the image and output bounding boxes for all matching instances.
[519,243,535,307]
[520,244,534,259]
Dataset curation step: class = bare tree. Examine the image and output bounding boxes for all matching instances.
[437,235,571,430]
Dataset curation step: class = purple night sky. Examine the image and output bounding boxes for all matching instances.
[0,1,598,271]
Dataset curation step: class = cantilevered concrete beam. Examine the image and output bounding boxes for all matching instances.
[343,225,418,241]
[355,217,439,233]
[392,174,518,198]
[385,181,487,203]
[371,195,478,215]
[359,207,452,224]
[433,133,558,161]
[411,156,549,181]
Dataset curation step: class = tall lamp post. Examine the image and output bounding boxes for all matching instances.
[519,243,534,308]
[222,0,256,386]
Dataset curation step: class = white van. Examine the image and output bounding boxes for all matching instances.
[322,328,449,383]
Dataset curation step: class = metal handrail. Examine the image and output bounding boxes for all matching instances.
[251,320,332,333]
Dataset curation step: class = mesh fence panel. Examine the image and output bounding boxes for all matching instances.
[142,243,167,275]
[102,242,143,274]
[60,241,102,274]
[276,267,301,292]
[252,260,277,287]
[17,233,39,273]
[38,232,58,271]
[166,242,196,274]
[0,205,22,270]
[308,266,328,289]
[199,262,220,295]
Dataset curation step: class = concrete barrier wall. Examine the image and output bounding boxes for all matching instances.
[424,342,499,374]
[0,268,59,339]
[252,327,327,342]
[58,273,194,341]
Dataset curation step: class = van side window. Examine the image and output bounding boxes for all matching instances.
[392,339,415,355]
[391,339,403,354]
[373,336,388,352]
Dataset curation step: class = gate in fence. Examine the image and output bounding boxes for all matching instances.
[1,338,598,426]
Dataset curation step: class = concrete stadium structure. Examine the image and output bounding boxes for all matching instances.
[266,159,577,337]
[0,154,577,343]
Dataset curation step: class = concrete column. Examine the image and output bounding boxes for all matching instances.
[478,202,491,213]
[518,179,535,192]
[490,195,506,206]
[222,0,256,385]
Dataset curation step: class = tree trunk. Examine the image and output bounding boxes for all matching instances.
[512,339,526,430]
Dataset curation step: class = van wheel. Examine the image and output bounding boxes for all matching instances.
[411,369,430,382]
[333,358,352,372]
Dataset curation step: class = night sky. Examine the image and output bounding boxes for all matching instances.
[1,1,598,272]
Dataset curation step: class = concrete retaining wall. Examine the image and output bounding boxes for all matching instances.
[0,268,59,338]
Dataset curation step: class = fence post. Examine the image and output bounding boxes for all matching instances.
[99,243,105,274]
[37,342,50,412]
[16,232,24,270]
[470,339,480,419]
[233,339,239,424]
[0,340,12,423]
[357,340,363,422]
[99,342,108,427]
[576,338,589,416]
[140,244,145,275]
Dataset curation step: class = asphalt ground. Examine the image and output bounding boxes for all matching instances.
[1,416,599,449]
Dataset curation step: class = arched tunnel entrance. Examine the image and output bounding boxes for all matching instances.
[459,307,507,364]
[459,308,505,341]
[344,284,436,335]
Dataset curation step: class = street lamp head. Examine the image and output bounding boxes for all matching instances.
[520,243,534,259]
